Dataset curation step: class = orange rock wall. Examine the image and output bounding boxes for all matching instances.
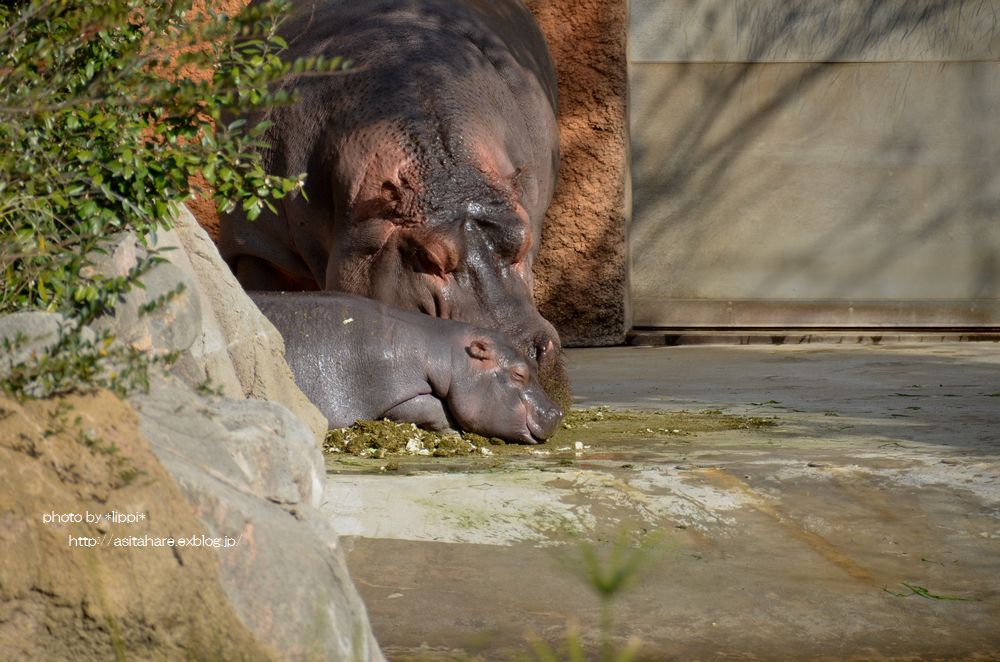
[189,0,628,346]
[183,0,248,240]
[525,0,628,346]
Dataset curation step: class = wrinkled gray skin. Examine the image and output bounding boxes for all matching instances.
[219,0,566,401]
[250,292,563,444]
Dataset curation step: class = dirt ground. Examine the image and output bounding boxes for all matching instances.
[322,343,1000,660]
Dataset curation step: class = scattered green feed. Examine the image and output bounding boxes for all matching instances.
[324,419,507,458]
[324,407,778,462]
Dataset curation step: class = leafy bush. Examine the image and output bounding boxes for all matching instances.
[0,0,341,397]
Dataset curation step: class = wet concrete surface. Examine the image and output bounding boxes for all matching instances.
[322,344,1000,660]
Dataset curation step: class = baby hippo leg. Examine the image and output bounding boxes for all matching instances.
[382,395,456,432]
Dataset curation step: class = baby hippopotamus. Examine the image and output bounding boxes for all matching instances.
[250,292,563,444]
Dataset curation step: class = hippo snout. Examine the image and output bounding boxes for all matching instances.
[524,391,563,443]
[525,324,570,412]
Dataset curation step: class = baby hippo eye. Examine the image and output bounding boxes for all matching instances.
[509,366,529,386]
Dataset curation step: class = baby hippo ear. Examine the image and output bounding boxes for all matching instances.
[466,337,496,361]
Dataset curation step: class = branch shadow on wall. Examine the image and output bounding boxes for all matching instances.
[629,0,1000,327]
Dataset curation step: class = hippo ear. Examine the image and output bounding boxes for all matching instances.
[467,337,495,361]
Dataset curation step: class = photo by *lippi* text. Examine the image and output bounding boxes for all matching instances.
[39,510,242,549]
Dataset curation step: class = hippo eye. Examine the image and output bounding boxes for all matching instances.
[465,203,528,264]
[509,366,529,386]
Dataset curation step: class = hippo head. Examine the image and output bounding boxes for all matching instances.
[328,130,569,410]
[445,329,563,444]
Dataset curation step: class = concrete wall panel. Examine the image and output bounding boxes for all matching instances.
[630,60,1000,326]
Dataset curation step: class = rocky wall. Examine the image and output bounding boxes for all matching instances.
[0,206,385,660]
[0,391,279,661]
[525,0,628,346]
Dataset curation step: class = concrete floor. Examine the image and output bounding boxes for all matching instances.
[322,343,1000,660]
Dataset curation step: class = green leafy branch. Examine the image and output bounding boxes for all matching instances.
[0,0,344,398]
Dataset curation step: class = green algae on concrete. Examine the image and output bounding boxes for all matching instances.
[553,406,777,443]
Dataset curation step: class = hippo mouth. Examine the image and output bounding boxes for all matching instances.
[515,429,544,445]
[521,396,564,444]
[521,412,549,445]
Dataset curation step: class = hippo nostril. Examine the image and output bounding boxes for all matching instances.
[532,336,555,364]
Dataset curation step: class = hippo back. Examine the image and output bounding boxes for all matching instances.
[254,0,559,207]
[250,291,433,427]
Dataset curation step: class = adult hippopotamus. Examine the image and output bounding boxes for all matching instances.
[250,292,563,444]
[219,0,567,405]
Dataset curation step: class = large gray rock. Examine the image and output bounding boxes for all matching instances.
[169,205,328,444]
[0,312,95,397]
[0,202,380,658]
[133,377,383,661]
[0,312,71,370]
[0,390,281,661]
[86,231,201,357]
[70,205,383,658]
[85,207,327,445]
